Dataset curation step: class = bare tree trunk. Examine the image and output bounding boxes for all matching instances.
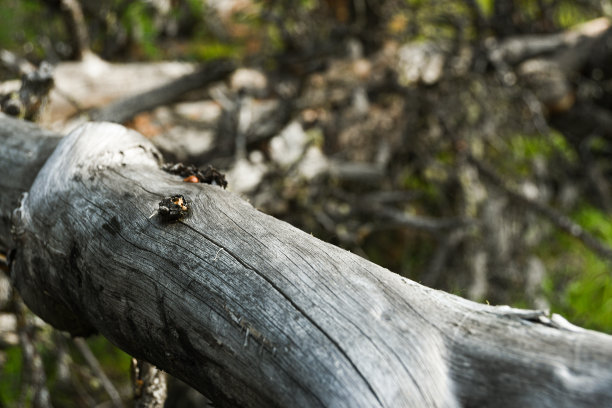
[2,114,612,407]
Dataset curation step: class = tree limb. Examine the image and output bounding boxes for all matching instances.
[3,115,612,407]
[73,337,124,408]
[468,154,612,262]
[90,60,235,123]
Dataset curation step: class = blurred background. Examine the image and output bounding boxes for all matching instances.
[1,0,612,406]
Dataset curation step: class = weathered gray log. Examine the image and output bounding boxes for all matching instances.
[2,114,612,407]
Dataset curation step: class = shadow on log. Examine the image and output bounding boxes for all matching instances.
[2,114,612,407]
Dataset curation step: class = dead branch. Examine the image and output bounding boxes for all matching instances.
[90,60,235,123]
[468,154,612,262]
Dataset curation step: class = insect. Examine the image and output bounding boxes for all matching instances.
[153,194,189,221]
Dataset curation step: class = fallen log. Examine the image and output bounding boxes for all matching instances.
[2,114,612,407]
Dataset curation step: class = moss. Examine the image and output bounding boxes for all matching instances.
[0,346,23,405]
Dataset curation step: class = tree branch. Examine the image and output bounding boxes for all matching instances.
[3,115,612,407]
[468,154,612,262]
[90,60,235,123]
[73,337,124,408]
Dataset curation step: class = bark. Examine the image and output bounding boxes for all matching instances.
[2,114,612,407]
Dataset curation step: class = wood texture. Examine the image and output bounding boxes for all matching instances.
[3,115,612,407]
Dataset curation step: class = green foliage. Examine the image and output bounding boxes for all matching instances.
[401,168,443,204]
[475,0,494,16]
[566,258,612,331]
[266,24,285,53]
[494,130,577,178]
[84,335,132,380]
[0,334,131,407]
[499,129,610,333]
[121,2,161,59]
[555,1,600,27]
[0,0,57,63]
[299,0,319,10]
[0,346,23,404]
[509,131,576,163]
[543,206,612,333]
[188,40,245,61]
[576,207,612,241]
